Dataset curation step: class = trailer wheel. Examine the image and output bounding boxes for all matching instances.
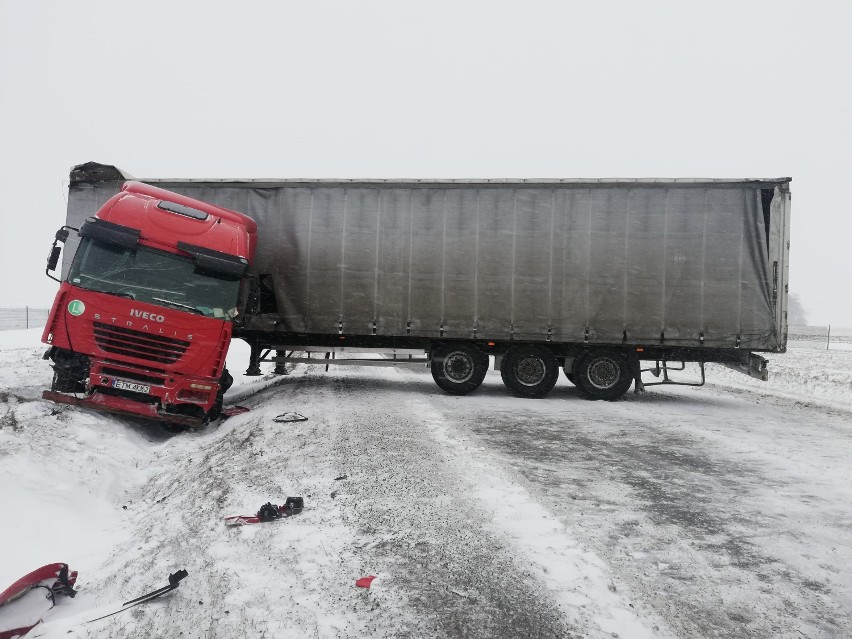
[500,345,559,398]
[431,344,489,395]
[574,349,632,400]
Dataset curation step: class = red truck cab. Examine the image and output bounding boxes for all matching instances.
[42,181,257,428]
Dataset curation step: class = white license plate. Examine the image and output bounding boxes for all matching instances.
[113,380,151,394]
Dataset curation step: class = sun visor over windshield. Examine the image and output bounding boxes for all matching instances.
[79,217,140,249]
[177,241,248,279]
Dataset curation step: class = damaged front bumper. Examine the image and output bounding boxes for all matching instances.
[42,390,205,428]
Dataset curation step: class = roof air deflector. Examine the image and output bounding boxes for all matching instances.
[157,200,209,221]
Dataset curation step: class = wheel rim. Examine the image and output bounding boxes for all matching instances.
[515,356,546,386]
[587,357,620,389]
[443,352,474,383]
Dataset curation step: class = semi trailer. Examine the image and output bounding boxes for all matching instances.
[42,162,791,428]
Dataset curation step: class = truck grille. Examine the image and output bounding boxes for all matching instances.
[93,322,190,365]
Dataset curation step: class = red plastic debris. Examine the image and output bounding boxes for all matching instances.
[221,406,250,418]
[0,563,77,639]
[355,576,376,589]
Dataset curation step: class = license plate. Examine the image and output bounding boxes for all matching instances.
[113,380,150,394]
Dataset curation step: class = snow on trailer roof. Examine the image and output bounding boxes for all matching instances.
[69,163,791,190]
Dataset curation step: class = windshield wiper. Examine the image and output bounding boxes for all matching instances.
[78,284,136,300]
[152,297,204,315]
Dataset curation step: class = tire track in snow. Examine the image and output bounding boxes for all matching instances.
[446,380,852,638]
[306,366,673,638]
[411,393,674,639]
[309,370,579,638]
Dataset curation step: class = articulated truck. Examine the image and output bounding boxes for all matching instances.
[42,162,791,428]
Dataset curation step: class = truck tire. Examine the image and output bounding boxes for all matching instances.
[208,369,233,421]
[500,345,559,398]
[574,349,632,400]
[49,349,88,393]
[431,343,489,395]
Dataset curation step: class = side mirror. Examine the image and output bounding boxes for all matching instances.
[46,225,78,283]
[46,245,62,272]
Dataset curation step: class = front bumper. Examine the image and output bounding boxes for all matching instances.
[87,357,218,408]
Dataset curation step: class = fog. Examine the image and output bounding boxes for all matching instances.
[1,0,850,324]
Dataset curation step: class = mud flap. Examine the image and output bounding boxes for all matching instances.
[721,352,769,381]
[628,355,645,393]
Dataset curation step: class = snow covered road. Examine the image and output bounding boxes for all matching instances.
[448,377,852,638]
[1,330,851,638]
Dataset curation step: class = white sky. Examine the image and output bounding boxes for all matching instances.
[1,0,850,325]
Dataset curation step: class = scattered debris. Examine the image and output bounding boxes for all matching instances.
[224,497,305,526]
[355,576,377,589]
[0,563,77,639]
[274,412,308,423]
[221,406,251,418]
[87,570,188,624]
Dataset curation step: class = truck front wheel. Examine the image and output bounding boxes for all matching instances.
[47,348,88,393]
[500,345,559,398]
[431,343,489,395]
[208,369,233,421]
[574,349,632,400]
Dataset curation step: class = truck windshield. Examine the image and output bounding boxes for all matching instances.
[68,239,241,320]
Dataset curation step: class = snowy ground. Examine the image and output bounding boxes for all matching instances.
[1,329,851,638]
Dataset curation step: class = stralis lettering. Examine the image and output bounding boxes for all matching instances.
[130,309,166,323]
[93,313,193,340]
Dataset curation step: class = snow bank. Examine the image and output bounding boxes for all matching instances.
[0,330,149,588]
[0,331,272,589]
[706,345,852,411]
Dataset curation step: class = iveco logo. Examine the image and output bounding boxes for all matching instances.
[130,309,166,323]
